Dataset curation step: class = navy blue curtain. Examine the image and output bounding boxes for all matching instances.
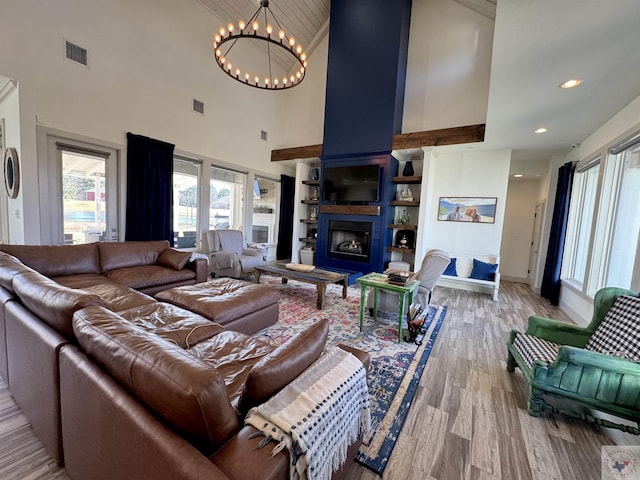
[276,175,295,260]
[125,132,174,244]
[541,161,575,305]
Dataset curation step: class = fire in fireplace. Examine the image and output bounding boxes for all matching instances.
[328,220,372,263]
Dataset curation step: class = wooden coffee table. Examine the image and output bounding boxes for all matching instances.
[254,263,349,310]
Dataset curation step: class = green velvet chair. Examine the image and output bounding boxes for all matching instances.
[507,286,640,434]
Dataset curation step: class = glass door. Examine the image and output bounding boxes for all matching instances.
[62,151,107,244]
[58,142,118,244]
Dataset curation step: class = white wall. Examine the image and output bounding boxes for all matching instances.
[0,80,22,243]
[426,149,511,255]
[500,179,541,282]
[280,0,495,150]
[0,0,294,243]
[281,33,329,149]
[403,0,494,132]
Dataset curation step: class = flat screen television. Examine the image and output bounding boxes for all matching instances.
[322,164,380,204]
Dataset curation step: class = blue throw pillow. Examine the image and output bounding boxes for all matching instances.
[470,258,498,281]
[443,258,457,276]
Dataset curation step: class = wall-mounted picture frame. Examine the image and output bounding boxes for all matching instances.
[438,197,497,223]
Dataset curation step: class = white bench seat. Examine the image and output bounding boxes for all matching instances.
[437,253,500,301]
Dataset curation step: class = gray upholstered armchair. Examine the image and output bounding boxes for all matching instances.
[206,230,264,278]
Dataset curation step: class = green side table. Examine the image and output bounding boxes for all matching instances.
[356,272,420,342]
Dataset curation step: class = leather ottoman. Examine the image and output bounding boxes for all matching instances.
[156,278,280,334]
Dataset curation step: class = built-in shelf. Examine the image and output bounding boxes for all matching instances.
[388,224,418,230]
[299,237,317,244]
[302,180,320,186]
[392,176,422,184]
[301,199,318,205]
[390,200,420,207]
[386,246,416,254]
[300,219,318,224]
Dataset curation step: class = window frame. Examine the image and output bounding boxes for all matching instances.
[561,157,601,290]
[172,156,202,250]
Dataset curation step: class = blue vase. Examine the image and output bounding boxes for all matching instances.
[311,168,319,181]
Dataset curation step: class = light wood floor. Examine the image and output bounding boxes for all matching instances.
[1,282,637,479]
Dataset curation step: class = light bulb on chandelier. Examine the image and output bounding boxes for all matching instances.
[212,0,307,91]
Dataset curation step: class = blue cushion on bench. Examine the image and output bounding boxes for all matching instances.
[443,258,457,276]
[469,258,498,281]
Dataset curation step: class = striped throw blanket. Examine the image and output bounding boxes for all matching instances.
[245,347,371,480]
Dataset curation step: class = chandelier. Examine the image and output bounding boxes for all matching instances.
[213,0,307,90]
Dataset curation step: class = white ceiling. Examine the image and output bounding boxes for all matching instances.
[197,0,640,178]
[483,0,640,178]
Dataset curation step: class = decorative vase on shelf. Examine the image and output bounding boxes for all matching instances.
[311,168,319,181]
[398,234,408,248]
[402,161,414,177]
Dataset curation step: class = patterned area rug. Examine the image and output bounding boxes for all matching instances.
[254,277,447,476]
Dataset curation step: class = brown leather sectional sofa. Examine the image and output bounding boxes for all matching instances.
[0,241,368,480]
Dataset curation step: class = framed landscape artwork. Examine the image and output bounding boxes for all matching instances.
[438,197,497,224]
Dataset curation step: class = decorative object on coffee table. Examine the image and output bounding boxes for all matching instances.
[285,262,315,272]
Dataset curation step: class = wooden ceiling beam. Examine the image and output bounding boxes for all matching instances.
[270,123,485,161]
[392,123,485,150]
[271,144,323,162]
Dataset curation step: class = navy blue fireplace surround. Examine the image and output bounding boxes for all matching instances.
[316,155,398,275]
[314,0,411,276]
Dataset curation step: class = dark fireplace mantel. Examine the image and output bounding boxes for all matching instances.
[319,205,380,216]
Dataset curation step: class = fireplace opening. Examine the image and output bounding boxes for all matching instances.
[328,220,372,263]
[252,225,269,243]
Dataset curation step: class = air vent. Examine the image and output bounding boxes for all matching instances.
[65,40,88,67]
[260,130,268,141]
[193,99,204,114]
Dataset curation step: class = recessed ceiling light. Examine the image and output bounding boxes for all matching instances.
[534,127,548,134]
[513,174,524,178]
[560,79,582,89]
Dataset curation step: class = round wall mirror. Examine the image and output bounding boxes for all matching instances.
[4,147,20,199]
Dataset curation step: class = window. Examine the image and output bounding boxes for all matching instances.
[562,129,640,296]
[210,166,245,231]
[562,160,600,287]
[173,157,200,249]
[605,143,640,288]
